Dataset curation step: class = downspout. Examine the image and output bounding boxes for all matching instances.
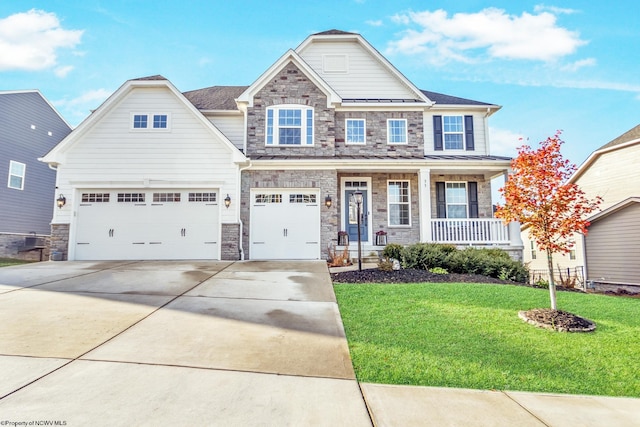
[484,107,491,154]
[237,160,252,260]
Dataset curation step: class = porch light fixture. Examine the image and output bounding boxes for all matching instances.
[352,189,364,271]
[224,194,231,208]
[56,194,66,209]
[324,194,332,208]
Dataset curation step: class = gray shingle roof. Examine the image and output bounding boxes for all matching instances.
[598,124,640,151]
[182,86,248,111]
[313,29,358,36]
[131,75,167,81]
[420,90,494,106]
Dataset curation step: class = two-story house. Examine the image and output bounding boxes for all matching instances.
[42,30,522,261]
[523,125,640,290]
[0,90,72,260]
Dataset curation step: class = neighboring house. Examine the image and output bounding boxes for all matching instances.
[0,90,72,260]
[522,124,640,289]
[42,30,523,261]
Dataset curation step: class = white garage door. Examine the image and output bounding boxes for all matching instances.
[74,189,219,260]
[250,189,320,260]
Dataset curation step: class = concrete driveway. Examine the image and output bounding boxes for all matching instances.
[0,260,371,426]
[1,261,638,427]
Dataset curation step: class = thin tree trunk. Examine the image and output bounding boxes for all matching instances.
[546,248,557,310]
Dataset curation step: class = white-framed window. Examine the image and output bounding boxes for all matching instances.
[7,161,25,190]
[131,113,170,130]
[346,119,366,144]
[387,119,407,144]
[530,240,537,260]
[266,105,314,146]
[388,180,410,226]
[443,116,464,150]
[445,182,467,218]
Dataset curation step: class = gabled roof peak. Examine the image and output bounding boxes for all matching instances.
[312,29,358,36]
[130,75,168,81]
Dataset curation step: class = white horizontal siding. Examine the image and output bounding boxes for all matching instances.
[586,203,640,284]
[423,112,488,155]
[576,144,640,210]
[299,41,418,100]
[53,86,239,225]
[207,115,244,150]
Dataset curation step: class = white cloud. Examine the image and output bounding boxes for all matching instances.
[365,19,383,27]
[0,9,83,71]
[54,65,74,77]
[489,127,526,157]
[560,58,596,72]
[55,88,112,108]
[533,4,578,15]
[387,7,586,64]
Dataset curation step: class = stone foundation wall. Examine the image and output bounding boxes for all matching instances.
[50,223,70,261]
[221,223,241,260]
[0,233,50,261]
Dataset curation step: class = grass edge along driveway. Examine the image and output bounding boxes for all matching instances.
[334,282,640,398]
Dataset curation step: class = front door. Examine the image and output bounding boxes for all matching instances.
[345,188,368,243]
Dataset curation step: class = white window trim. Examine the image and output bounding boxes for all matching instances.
[387,180,411,227]
[8,160,26,190]
[130,112,171,132]
[345,118,366,145]
[387,119,408,145]
[442,115,465,151]
[445,181,468,218]
[265,105,314,146]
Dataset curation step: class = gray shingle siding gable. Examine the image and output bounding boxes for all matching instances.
[0,91,71,234]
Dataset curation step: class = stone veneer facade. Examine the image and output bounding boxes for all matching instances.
[50,223,70,261]
[221,223,241,260]
[0,233,50,261]
[241,169,338,260]
[430,174,492,218]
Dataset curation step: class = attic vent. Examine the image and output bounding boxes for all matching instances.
[323,54,348,73]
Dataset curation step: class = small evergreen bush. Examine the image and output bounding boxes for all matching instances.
[381,243,404,262]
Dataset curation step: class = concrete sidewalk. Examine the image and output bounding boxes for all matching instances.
[0,261,638,426]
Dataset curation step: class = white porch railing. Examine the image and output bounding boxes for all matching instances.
[430,218,510,244]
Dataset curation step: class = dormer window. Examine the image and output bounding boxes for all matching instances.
[266,105,314,146]
[131,113,170,131]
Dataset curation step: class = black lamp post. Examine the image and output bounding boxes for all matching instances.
[353,189,363,271]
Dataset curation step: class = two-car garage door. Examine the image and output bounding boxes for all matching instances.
[250,189,320,260]
[73,189,219,260]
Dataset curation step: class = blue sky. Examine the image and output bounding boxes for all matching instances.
[1,0,638,167]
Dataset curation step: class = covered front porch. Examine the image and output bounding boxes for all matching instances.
[334,160,523,261]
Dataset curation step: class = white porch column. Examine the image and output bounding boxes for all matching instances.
[508,221,524,246]
[418,168,432,242]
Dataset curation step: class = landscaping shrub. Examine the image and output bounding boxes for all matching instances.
[401,242,457,270]
[381,243,403,262]
[397,243,528,283]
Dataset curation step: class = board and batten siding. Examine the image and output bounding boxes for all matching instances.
[575,144,640,211]
[206,114,244,151]
[423,112,488,156]
[585,203,640,285]
[52,86,240,225]
[298,40,419,100]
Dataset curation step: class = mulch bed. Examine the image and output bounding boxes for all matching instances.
[519,309,596,332]
[330,268,515,285]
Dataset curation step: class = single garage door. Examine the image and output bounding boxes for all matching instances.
[250,189,320,259]
[74,189,219,260]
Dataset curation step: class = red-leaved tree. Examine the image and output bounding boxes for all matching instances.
[495,131,602,309]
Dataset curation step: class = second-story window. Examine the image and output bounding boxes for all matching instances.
[387,119,407,144]
[443,116,464,150]
[346,119,366,144]
[131,113,170,130]
[266,105,314,146]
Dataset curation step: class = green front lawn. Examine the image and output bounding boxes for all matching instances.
[0,258,34,267]
[334,282,640,397]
